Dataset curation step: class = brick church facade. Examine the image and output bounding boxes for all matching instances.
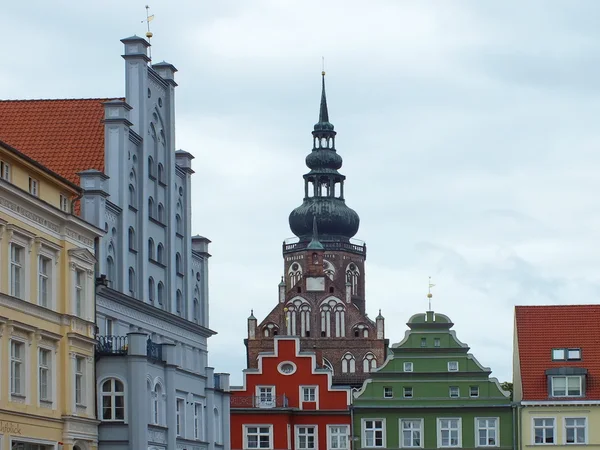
[245,73,388,387]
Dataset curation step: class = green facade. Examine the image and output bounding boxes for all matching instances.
[353,310,514,450]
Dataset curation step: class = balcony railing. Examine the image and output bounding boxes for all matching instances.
[146,339,163,363]
[230,395,289,409]
[96,335,128,356]
[282,237,366,256]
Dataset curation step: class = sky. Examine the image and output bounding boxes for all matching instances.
[2,0,600,385]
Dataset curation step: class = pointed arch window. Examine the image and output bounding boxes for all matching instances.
[157,163,165,184]
[148,197,155,219]
[286,299,311,337]
[157,282,164,306]
[176,289,183,315]
[320,299,345,337]
[152,382,163,425]
[128,267,135,296]
[288,263,302,288]
[176,214,182,235]
[176,252,183,275]
[341,353,356,373]
[148,238,155,260]
[148,277,155,303]
[346,263,360,296]
[106,256,115,287]
[129,184,136,208]
[193,298,199,323]
[157,203,165,223]
[148,156,155,178]
[157,244,164,264]
[363,353,377,373]
[128,227,136,251]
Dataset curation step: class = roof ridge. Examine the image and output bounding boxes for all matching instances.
[0,97,123,103]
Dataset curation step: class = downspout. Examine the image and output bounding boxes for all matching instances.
[512,403,518,450]
[350,405,355,450]
[71,192,83,215]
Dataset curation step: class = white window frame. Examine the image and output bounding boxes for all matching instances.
[99,377,125,422]
[470,386,480,398]
[383,386,394,399]
[328,425,350,450]
[533,417,556,445]
[10,339,26,397]
[176,397,185,437]
[447,361,459,372]
[563,417,587,445]
[449,386,460,398]
[244,424,273,449]
[0,159,10,181]
[59,194,69,212]
[38,347,53,404]
[475,417,499,447]
[400,418,423,448]
[300,385,318,408]
[256,386,276,408]
[362,418,386,448]
[75,268,85,317]
[403,387,413,398]
[10,242,26,299]
[194,402,204,440]
[404,362,413,372]
[437,418,462,448]
[28,177,39,196]
[552,349,566,360]
[75,355,85,406]
[551,376,582,397]
[295,425,317,450]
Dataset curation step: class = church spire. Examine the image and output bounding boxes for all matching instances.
[318,71,330,125]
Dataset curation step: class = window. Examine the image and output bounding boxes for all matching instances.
[105,318,113,335]
[476,418,498,447]
[0,160,10,180]
[341,353,356,373]
[245,425,272,449]
[29,177,39,196]
[552,348,582,361]
[128,267,135,296]
[384,387,393,399]
[10,243,24,299]
[129,184,136,207]
[157,243,164,263]
[438,418,461,448]
[329,425,349,450]
[449,386,460,398]
[101,378,125,421]
[148,277,155,303]
[75,269,84,316]
[565,418,586,444]
[176,398,185,436]
[434,338,441,347]
[420,338,427,347]
[148,156,155,177]
[11,340,24,395]
[158,163,165,183]
[148,238,155,259]
[448,361,459,371]
[296,426,316,450]
[302,387,316,402]
[534,418,555,444]
[403,387,413,398]
[152,384,162,425]
[75,356,85,404]
[106,256,115,286]
[176,252,183,274]
[552,348,566,360]
[567,349,582,360]
[38,256,51,307]
[193,299,199,323]
[148,197,155,218]
[158,203,165,222]
[157,282,164,306]
[551,376,582,397]
[194,403,203,440]
[128,227,136,250]
[470,386,480,397]
[363,419,385,448]
[39,348,51,402]
[401,419,423,448]
[257,386,275,408]
[363,353,377,373]
[176,214,182,234]
[59,194,69,212]
[176,290,183,314]
[404,362,413,372]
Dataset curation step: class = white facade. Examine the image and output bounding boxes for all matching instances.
[79,36,229,450]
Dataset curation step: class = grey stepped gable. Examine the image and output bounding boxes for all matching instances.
[79,35,230,450]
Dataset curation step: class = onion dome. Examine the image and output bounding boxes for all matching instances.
[288,72,360,242]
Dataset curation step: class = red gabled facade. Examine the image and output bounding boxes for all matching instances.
[231,337,351,450]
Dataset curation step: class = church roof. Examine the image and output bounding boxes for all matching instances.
[0,98,114,185]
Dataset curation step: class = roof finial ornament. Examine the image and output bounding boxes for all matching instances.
[427,276,435,311]
[143,5,155,61]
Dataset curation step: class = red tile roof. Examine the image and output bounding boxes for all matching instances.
[0,99,114,185]
[515,305,600,401]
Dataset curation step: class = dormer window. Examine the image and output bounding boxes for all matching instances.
[551,376,582,397]
[552,348,582,361]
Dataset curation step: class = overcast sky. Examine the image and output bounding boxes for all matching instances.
[3,0,600,385]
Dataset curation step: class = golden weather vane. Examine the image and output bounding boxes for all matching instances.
[427,276,435,311]
[142,5,155,60]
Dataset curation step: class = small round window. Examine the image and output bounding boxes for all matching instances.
[278,361,296,375]
[292,263,299,271]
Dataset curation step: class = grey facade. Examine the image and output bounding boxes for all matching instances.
[79,36,230,450]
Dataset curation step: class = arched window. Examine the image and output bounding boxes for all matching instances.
[176,214,182,234]
[100,378,125,421]
[128,184,136,208]
[176,290,183,315]
[148,238,155,260]
[158,163,165,183]
[148,277,155,303]
[176,253,182,274]
[153,383,163,425]
[106,256,115,286]
[320,298,345,338]
[148,156,155,178]
[193,298,199,323]
[341,353,356,373]
[128,227,135,250]
[346,263,360,296]
[323,259,336,281]
[312,252,318,265]
[286,298,311,337]
[363,353,377,373]
[148,197,155,219]
[214,408,221,444]
[288,263,302,288]
[157,244,164,264]
[157,282,164,306]
[354,324,369,338]
[157,203,165,222]
[128,268,135,296]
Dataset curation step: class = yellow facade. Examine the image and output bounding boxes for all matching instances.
[0,141,103,450]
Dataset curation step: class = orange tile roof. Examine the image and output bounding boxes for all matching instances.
[515,305,600,401]
[0,99,116,185]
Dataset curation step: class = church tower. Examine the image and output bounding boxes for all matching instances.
[246,73,388,386]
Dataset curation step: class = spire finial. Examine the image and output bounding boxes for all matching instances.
[143,5,155,61]
[319,69,329,124]
[427,276,435,311]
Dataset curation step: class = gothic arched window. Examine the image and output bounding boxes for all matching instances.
[157,203,165,223]
[320,298,345,338]
[129,184,136,208]
[148,238,155,260]
[341,353,356,373]
[286,298,311,337]
[288,263,302,288]
[148,156,155,178]
[363,353,377,373]
[128,267,135,296]
[148,197,155,219]
[176,214,182,234]
[346,263,360,296]
[158,163,165,183]
[157,244,164,264]
[128,227,135,250]
[106,256,115,287]
[157,282,164,306]
[148,277,155,303]
[176,253,182,274]
[176,289,183,315]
